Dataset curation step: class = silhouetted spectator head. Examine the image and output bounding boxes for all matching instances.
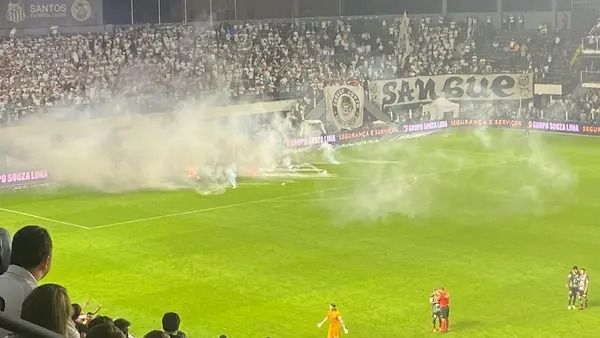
[87,323,125,338]
[114,318,131,337]
[10,225,52,281]
[88,315,113,330]
[21,284,71,336]
[162,312,186,338]
[144,330,169,338]
[71,303,82,321]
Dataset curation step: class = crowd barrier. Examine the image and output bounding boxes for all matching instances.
[3,119,600,191]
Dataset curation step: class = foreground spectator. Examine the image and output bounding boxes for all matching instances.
[114,318,134,338]
[0,227,11,274]
[88,316,113,331]
[0,225,52,337]
[162,313,186,338]
[144,331,169,338]
[72,304,88,337]
[17,284,72,338]
[87,323,125,338]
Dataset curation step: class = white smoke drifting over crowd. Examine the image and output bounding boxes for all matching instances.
[0,103,290,193]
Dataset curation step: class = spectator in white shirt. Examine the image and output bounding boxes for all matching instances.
[0,225,52,338]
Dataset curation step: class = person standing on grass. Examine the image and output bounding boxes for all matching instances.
[578,268,590,310]
[430,289,442,332]
[567,265,580,310]
[317,303,349,338]
[437,288,450,333]
[0,225,52,337]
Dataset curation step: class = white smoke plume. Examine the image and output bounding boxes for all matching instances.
[0,102,291,193]
[327,127,576,223]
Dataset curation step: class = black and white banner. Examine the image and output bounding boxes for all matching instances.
[325,85,364,130]
[370,73,534,108]
[0,0,102,28]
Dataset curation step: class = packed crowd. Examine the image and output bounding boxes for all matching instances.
[0,15,597,126]
[0,14,548,123]
[0,225,221,338]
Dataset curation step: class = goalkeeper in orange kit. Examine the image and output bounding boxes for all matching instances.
[317,304,349,338]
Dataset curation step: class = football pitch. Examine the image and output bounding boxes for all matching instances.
[1,128,600,337]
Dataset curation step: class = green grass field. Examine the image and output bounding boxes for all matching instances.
[1,129,600,337]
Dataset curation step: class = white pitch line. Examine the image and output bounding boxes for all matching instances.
[91,186,346,230]
[92,157,526,230]
[0,207,90,230]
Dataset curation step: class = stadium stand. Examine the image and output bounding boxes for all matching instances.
[0,15,572,122]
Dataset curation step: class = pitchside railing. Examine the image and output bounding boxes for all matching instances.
[0,312,62,338]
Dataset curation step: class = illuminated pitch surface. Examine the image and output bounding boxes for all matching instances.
[1,129,598,337]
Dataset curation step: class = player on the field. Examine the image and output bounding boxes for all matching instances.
[320,142,339,164]
[316,303,348,338]
[578,268,590,310]
[437,288,450,333]
[567,265,580,310]
[430,290,442,332]
[225,165,237,189]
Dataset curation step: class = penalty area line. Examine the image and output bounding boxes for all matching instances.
[0,207,91,230]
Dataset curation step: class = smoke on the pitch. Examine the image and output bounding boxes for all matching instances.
[0,99,291,193]
[327,126,576,223]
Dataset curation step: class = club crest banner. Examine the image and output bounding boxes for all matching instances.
[0,0,101,28]
[325,85,364,130]
[370,73,533,108]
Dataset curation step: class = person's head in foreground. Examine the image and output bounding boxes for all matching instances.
[11,225,52,281]
[572,265,579,273]
[162,312,186,338]
[329,303,337,312]
[20,283,71,336]
[87,323,126,338]
[71,303,82,321]
[114,318,131,337]
[144,330,169,338]
[88,316,113,330]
